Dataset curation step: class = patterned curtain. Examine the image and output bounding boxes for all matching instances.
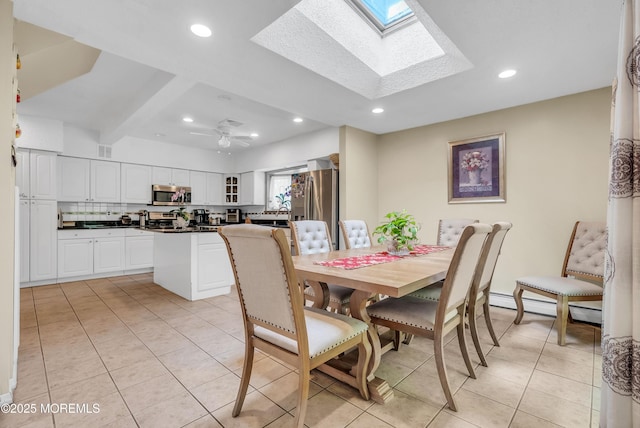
[601,0,640,425]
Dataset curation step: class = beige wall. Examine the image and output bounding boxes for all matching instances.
[339,125,379,248]
[0,0,16,400]
[373,88,610,297]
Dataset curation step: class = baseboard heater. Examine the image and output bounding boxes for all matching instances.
[489,292,602,326]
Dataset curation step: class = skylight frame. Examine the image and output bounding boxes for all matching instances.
[346,0,417,37]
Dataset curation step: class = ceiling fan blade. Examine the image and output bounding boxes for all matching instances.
[232,140,250,148]
[189,131,215,137]
[232,135,253,142]
[219,118,243,128]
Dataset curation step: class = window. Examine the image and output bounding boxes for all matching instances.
[265,166,306,211]
[268,175,292,210]
[347,0,415,35]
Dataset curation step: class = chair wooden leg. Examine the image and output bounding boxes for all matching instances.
[457,319,477,378]
[393,330,402,351]
[483,294,500,347]
[468,301,488,367]
[434,330,456,411]
[232,340,255,417]
[513,284,525,324]
[402,333,414,345]
[295,367,310,428]
[556,295,569,346]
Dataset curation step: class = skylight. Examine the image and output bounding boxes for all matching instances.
[348,0,415,35]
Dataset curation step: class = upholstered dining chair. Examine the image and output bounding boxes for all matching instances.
[437,218,479,246]
[339,219,372,249]
[367,223,493,411]
[290,220,354,314]
[513,221,605,345]
[218,224,371,428]
[406,222,512,366]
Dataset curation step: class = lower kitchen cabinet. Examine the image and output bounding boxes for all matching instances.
[153,232,233,300]
[29,199,58,283]
[124,229,154,270]
[58,229,125,279]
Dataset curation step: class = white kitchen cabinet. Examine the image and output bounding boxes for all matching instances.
[91,160,121,202]
[189,170,207,205]
[93,237,125,273]
[16,150,30,199]
[57,229,125,278]
[153,232,233,300]
[58,157,120,202]
[121,163,152,204]
[240,171,265,205]
[152,167,190,186]
[197,236,234,293]
[125,229,154,270]
[19,200,30,282]
[223,174,239,205]
[58,156,90,201]
[15,150,58,201]
[58,238,93,277]
[206,173,223,205]
[30,151,57,200]
[29,200,58,282]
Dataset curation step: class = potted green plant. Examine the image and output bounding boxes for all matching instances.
[373,210,420,255]
[171,207,191,229]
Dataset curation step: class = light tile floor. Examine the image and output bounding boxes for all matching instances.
[2,274,601,427]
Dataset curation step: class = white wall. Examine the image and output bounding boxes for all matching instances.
[62,125,232,172]
[234,127,339,173]
[15,114,63,152]
[339,125,378,247]
[372,88,610,299]
[0,0,16,402]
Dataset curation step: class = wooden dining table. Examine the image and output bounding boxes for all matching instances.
[292,245,455,404]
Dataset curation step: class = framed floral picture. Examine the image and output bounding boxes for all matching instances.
[448,132,505,203]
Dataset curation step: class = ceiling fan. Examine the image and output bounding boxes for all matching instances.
[189,119,253,149]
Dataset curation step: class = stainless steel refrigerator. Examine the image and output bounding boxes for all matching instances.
[291,169,339,248]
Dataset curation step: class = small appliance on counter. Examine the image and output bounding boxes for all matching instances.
[192,209,208,225]
[226,208,242,224]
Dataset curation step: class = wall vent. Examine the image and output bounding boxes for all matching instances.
[97,144,112,159]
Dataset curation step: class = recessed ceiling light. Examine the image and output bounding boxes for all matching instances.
[250,133,259,138]
[154,133,166,137]
[372,107,384,114]
[498,69,517,79]
[293,117,303,123]
[190,24,212,38]
[182,117,194,123]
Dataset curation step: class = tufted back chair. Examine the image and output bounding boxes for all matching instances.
[437,219,479,246]
[339,220,372,249]
[289,220,333,255]
[218,224,371,427]
[563,221,606,281]
[513,221,606,345]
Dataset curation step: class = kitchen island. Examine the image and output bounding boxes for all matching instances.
[151,229,234,301]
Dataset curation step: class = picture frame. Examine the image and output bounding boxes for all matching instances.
[448,132,505,204]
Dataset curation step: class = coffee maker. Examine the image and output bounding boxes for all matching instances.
[192,209,207,225]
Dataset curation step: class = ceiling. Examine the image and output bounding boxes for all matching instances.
[13,0,622,153]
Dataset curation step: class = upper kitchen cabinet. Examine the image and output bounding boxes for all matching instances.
[15,149,30,199]
[189,171,206,205]
[224,174,239,205]
[240,171,265,205]
[121,163,152,204]
[206,173,223,206]
[22,150,57,200]
[152,167,190,187]
[58,156,120,203]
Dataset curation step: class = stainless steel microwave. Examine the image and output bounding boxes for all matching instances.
[151,184,192,206]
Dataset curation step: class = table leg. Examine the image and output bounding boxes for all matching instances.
[349,290,394,404]
[305,280,329,310]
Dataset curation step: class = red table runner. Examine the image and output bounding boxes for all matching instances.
[314,245,451,270]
